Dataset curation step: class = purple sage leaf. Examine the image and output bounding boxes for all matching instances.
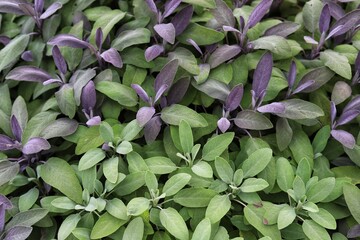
[0,1,25,15]
[208,44,241,69]
[246,0,273,29]
[154,59,179,92]
[39,2,62,19]
[11,115,22,142]
[6,66,52,82]
[52,45,67,75]
[100,48,123,68]
[252,52,273,98]
[187,39,202,55]
[223,26,241,33]
[0,194,12,209]
[217,117,231,133]
[144,116,162,143]
[86,116,101,126]
[167,77,190,105]
[18,3,35,16]
[287,61,297,89]
[131,84,150,103]
[348,224,360,238]
[48,34,90,48]
[292,80,315,94]
[264,22,300,37]
[43,78,63,85]
[0,134,16,151]
[154,84,169,103]
[327,2,345,20]
[343,96,360,113]
[34,0,44,15]
[145,0,158,13]
[81,81,96,111]
[325,25,344,40]
[0,36,11,45]
[145,44,164,62]
[329,9,360,37]
[257,102,285,114]
[331,129,355,149]
[95,28,103,50]
[336,109,360,126]
[225,84,243,111]
[21,50,33,62]
[4,226,32,240]
[163,0,182,19]
[22,137,51,154]
[212,0,235,27]
[330,101,337,124]
[154,23,176,44]
[355,51,360,73]
[171,5,193,36]
[137,106,156,127]
[319,4,330,33]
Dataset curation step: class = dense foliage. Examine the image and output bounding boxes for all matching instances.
[0,0,360,239]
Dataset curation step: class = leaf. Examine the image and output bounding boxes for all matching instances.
[55,85,76,118]
[264,22,300,37]
[123,217,144,240]
[215,157,233,184]
[106,199,128,220]
[114,172,145,196]
[309,208,336,230]
[112,28,151,51]
[302,0,323,33]
[312,126,330,154]
[213,0,235,27]
[242,148,273,178]
[90,213,126,239]
[177,23,224,45]
[6,209,48,230]
[19,188,39,212]
[174,188,217,207]
[239,178,269,192]
[78,148,106,171]
[208,45,241,68]
[162,173,191,197]
[58,214,81,240]
[181,0,215,8]
[89,9,126,45]
[275,157,294,192]
[289,129,314,166]
[146,156,177,174]
[192,218,211,240]
[320,50,351,80]
[96,81,137,107]
[75,126,104,155]
[0,161,19,186]
[116,140,133,155]
[276,99,324,119]
[154,23,176,44]
[277,205,296,229]
[302,220,331,240]
[103,157,118,183]
[6,66,52,83]
[160,208,189,240]
[161,104,208,127]
[168,47,199,75]
[3,226,32,240]
[178,120,194,153]
[246,0,273,28]
[297,67,335,93]
[276,118,293,151]
[127,197,150,216]
[205,195,231,223]
[244,204,282,240]
[343,183,360,223]
[154,59,179,92]
[306,177,335,203]
[40,158,83,203]
[0,34,29,72]
[40,118,78,139]
[202,132,234,161]
[251,36,292,59]
[234,110,273,130]
[191,161,213,178]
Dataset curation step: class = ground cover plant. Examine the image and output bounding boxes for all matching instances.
[0,0,360,239]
